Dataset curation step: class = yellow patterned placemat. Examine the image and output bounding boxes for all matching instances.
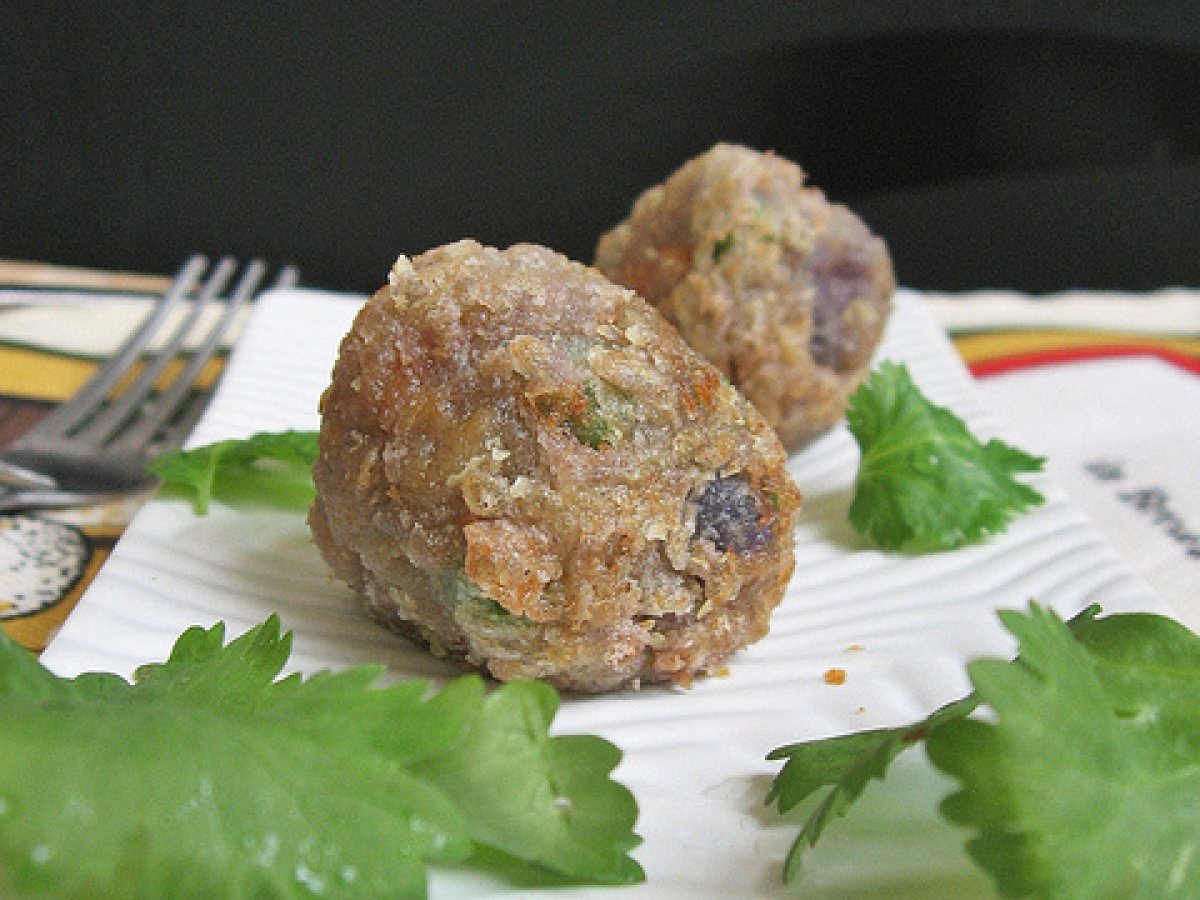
[1,261,170,653]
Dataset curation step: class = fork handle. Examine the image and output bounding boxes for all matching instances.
[0,447,155,493]
[0,482,155,514]
[0,459,59,489]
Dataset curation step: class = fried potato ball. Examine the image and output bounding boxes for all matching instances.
[309,240,801,692]
[596,143,895,451]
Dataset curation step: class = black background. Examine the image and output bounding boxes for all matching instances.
[3,2,1199,293]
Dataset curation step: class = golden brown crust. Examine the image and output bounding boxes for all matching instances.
[309,240,801,692]
[595,143,895,451]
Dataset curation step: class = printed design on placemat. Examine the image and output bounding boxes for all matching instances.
[1,514,93,619]
[1085,459,1200,560]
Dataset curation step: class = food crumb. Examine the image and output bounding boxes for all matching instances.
[846,643,865,652]
[823,667,847,686]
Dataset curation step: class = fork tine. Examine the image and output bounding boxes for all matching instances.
[0,255,298,505]
[22,255,208,443]
[74,257,237,447]
[271,264,301,292]
[147,263,300,453]
[108,259,268,454]
[149,381,216,454]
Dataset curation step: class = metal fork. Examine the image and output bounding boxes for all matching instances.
[0,255,298,512]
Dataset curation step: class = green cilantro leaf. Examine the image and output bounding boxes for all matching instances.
[846,361,1045,552]
[415,677,644,885]
[766,694,977,883]
[0,617,643,898]
[927,604,1200,899]
[147,430,319,515]
[767,604,1200,896]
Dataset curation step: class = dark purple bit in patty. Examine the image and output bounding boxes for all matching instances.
[693,475,769,553]
[806,239,878,371]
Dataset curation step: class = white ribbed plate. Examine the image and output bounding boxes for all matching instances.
[42,288,1167,898]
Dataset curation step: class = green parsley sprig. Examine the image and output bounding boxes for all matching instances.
[846,361,1045,552]
[766,603,1200,898]
[0,617,643,898]
[147,429,319,515]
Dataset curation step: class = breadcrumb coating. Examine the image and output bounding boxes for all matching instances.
[596,143,895,450]
[310,240,801,692]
